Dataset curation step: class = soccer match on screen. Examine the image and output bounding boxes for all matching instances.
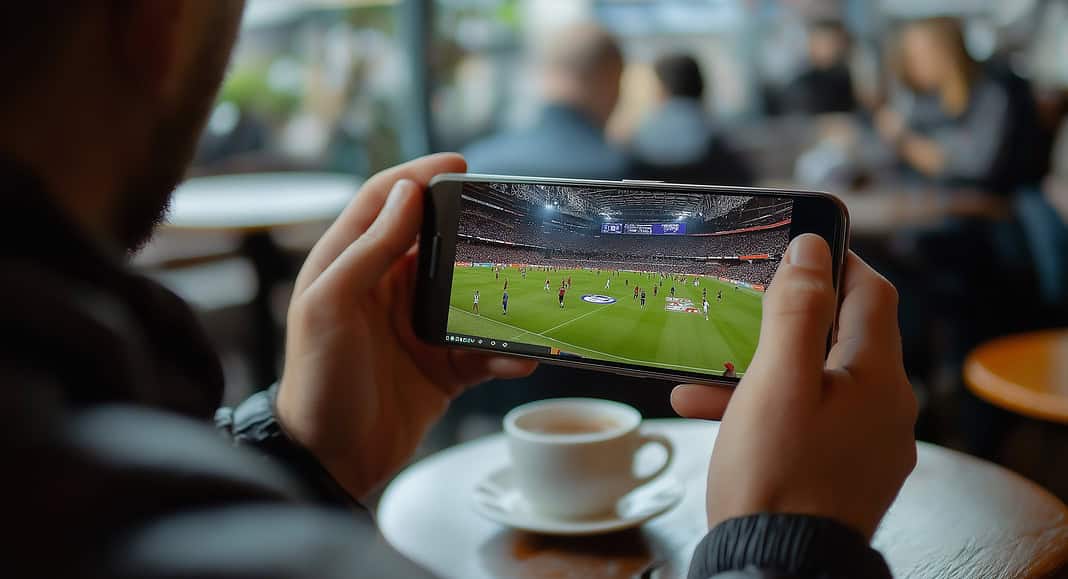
[444,181,792,377]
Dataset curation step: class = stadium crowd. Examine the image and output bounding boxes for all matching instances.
[456,239,781,283]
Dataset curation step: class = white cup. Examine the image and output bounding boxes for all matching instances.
[503,398,674,520]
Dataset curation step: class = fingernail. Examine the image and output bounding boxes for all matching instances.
[787,234,830,270]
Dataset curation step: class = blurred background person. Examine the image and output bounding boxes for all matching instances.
[630,53,753,185]
[463,22,628,179]
[782,19,858,116]
[875,17,1013,192]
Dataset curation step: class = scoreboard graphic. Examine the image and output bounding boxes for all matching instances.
[600,223,687,235]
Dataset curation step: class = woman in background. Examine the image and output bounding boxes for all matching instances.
[876,17,1011,192]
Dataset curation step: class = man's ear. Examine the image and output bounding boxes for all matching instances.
[111,1,188,101]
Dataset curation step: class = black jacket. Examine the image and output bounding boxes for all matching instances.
[1,160,891,578]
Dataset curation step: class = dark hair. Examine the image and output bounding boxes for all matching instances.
[653,54,705,100]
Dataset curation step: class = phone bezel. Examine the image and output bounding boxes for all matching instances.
[414,173,850,386]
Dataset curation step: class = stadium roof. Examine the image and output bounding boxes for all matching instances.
[476,182,757,222]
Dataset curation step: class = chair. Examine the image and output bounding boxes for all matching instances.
[1014,188,1068,315]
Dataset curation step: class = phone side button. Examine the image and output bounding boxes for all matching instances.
[427,234,441,278]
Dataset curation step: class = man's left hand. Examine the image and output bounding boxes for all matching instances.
[276,153,537,499]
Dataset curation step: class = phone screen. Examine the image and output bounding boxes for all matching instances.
[443,181,794,379]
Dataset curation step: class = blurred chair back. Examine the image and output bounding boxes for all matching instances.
[1014,189,1068,311]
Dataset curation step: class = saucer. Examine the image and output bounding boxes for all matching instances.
[471,465,683,536]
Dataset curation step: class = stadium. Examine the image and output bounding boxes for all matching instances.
[446,181,792,377]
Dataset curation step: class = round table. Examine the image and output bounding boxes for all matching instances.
[163,172,360,385]
[965,330,1068,424]
[165,172,359,231]
[378,419,1068,579]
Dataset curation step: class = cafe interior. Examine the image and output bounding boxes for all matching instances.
[129,0,1068,576]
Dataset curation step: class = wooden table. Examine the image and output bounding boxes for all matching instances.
[965,330,1068,424]
[164,172,359,385]
[379,419,1068,579]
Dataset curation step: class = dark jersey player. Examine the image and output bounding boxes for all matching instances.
[717,290,723,303]
[640,289,647,310]
[558,285,566,309]
[503,278,508,291]
[670,284,676,298]
[502,290,509,316]
[633,285,639,300]
[653,285,658,297]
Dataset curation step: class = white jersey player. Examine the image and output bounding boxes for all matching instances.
[604,278,611,290]
[703,298,710,320]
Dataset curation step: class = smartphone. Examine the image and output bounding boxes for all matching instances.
[413,174,849,386]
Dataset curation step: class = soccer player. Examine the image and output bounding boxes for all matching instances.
[653,285,658,297]
[472,290,480,314]
[717,290,723,303]
[567,275,572,289]
[503,278,508,291]
[544,277,551,292]
[703,287,707,301]
[558,284,566,309]
[604,278,611,291]
[703,297,710,320]
[495,268,499,281]
[625,278,628,287]
[670,284,675,298]
[502,290,509,316]
[633,285,639,300]
[723,361,737,378]
[521,268,526,279]
[640,289,646,310]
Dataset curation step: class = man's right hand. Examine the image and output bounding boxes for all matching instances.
[672,234,917,539]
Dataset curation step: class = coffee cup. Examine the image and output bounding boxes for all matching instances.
[503,398,674,520]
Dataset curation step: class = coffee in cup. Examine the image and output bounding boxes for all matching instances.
[503,398,674,520]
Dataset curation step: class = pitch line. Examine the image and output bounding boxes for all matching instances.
[536,303,613,336]
[448,306,724,374]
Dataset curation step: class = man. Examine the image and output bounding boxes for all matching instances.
[640,288,647,310]
[464,23,629,180]
[558,284,566,309]
[502,289,509,316]
[781,20,858,115]
[473,289,480,315]
[545,277,551,292]
[4,3,915,578]
[605,277,611,291]
[704,297,711,321]
[634,285,639,301]
[631,53,752,186]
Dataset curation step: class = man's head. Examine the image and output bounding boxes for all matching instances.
[0,2,246,252]
[806,19,851,70]
[539,23,624,128]
[653,53,705,102]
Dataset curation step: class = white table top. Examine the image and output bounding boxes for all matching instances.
[165,172,360,231]
[378,418,1068,579]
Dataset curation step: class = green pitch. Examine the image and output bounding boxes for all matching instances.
[446,265,763,376]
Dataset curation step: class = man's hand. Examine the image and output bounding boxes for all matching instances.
[672,234,917,539]
[276,154,537,499]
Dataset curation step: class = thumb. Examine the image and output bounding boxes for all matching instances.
[324,179,421,291]
[748,234,837,399]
